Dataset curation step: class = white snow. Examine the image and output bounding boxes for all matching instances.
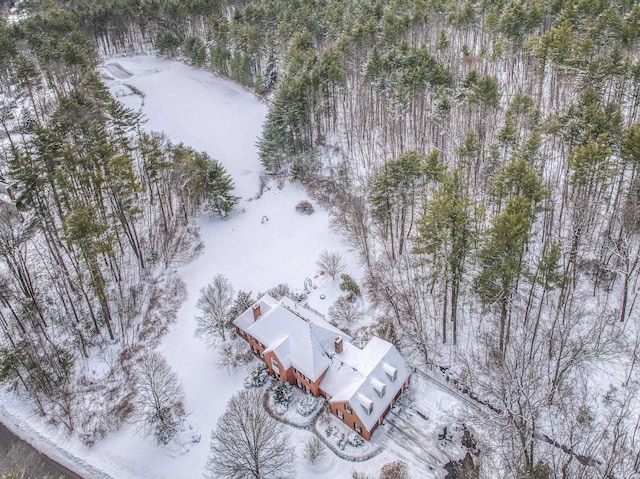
[0,55,467,479]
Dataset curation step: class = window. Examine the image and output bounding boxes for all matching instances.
[337,410,344,420]
[372,378,386,398]
[345,404,352,414]
[354,423,362,434]
[383,364,398,382]
[271,358,279,371]
[359,395,374,415]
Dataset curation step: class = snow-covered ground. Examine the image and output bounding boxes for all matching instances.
[0,56,468,478]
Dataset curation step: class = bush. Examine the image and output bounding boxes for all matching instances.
[347,432,364,447]
[243,363,269,389]
[337,431,364,450]
[295,200,315,214]
[272,380,293,407]
[296,394,319,416]
[339,274,361,298]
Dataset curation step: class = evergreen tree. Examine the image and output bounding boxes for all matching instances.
[204,158,238,218]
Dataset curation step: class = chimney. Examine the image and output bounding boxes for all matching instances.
[334,336,343,354]
[252,303,262,321]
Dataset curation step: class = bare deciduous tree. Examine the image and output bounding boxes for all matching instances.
[380,460,409,479]
[316,250,347,280]
[206,389,295,479]
[216,340,253,370]
[328,296,362,325]
[196,274,234,344]
[133,351,185,445]
[303,435,326,465]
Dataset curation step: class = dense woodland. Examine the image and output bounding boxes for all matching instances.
[0,0,236,445]
[1,0,640,477]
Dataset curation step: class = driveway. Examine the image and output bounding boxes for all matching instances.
[370,374,469,478]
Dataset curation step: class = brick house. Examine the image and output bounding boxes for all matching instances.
[233,294,411,440]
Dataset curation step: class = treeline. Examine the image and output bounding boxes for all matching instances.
[0,5,235,443]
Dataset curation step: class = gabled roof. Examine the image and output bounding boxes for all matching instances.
[234,294,350,381]
[323,337,410,432]
[234,294,410,433]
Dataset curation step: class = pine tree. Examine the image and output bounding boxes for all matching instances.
[414,169,475,344]
[204,158,238,218]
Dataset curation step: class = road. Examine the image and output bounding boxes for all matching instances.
[0,422,84,479]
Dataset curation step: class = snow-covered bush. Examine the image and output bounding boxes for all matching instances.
[348,432,364,447]
[272,380,293,413]
[291,289,307,301]
[337,431,365,450]
[243,363,269,389]
[296,393,319,416]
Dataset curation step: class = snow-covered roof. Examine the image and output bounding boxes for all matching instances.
[323,336,410,432]
[234,294,350,380]
[234,295,410,431]
[233,294,280,331]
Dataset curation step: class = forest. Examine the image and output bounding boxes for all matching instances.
[1,0,640,477]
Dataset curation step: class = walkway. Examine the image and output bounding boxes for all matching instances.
[262,388,383,462]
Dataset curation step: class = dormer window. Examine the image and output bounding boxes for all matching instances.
[383,363,398,382]
[359,395,373,415]
[372,378,386,397]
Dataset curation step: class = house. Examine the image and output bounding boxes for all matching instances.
[233,294,411,440]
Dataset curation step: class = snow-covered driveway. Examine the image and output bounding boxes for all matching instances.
[371,375,468,478]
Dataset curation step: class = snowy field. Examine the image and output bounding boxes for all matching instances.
[0,56,468,478]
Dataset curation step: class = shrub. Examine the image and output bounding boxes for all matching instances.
[295,200,314,214]
[347,432,364,448]
[296,394,318,416]
[339,274,361,298]
[273,380,293,406]
[243,363,269,389]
